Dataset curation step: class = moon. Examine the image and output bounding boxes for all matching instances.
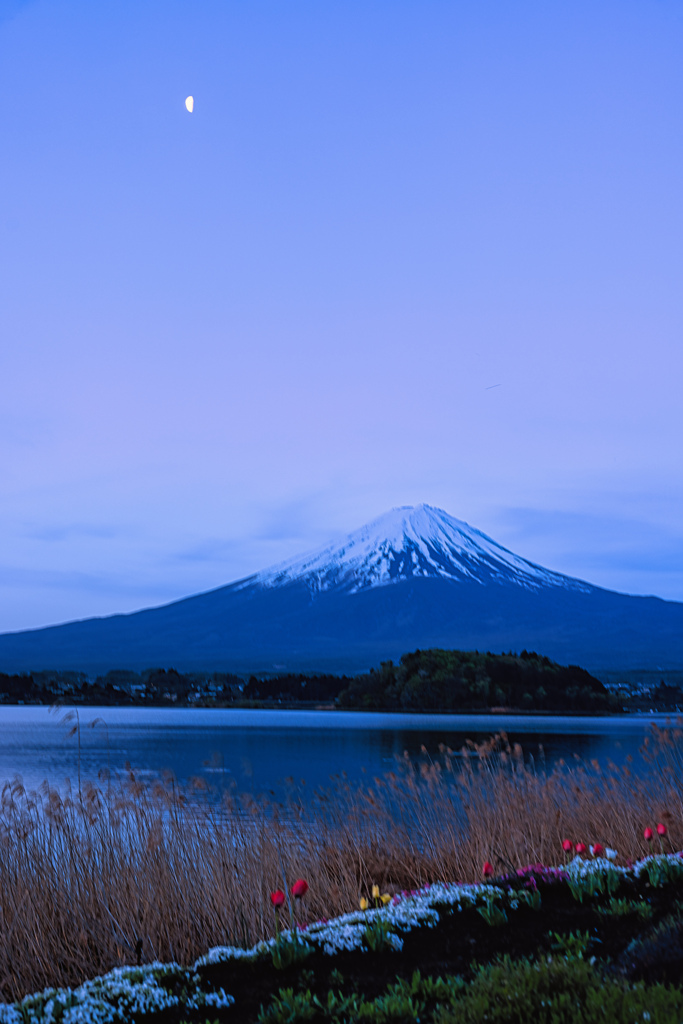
[185,96,194,113]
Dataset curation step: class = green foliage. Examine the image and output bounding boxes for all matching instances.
[315,990,365,1019]
[257,958,683,1023]
[516,887,542,911]
[549,930,594,960]
[270,937,315,971]
[476,897,508,927]
[643,856,683,888]
[365,972,465,1021]
[336,648,615,712]
[433,955,683,1024]
[259,988,367,1023]
[567,872,604,903]
[598,897,654,921]
[257,972,466,1023]
[604,866,622,896]
[258,987,317,1023]
[362,917,398,952]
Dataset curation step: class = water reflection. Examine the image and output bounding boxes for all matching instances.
[0,707,677,796]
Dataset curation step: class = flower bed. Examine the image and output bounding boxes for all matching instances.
[3,851,683,1022]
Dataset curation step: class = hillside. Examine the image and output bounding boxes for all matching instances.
[0,505,682,674]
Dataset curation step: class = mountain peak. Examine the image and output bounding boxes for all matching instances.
[247,504,594,596]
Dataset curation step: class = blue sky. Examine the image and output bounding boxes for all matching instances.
[2,0,683,631]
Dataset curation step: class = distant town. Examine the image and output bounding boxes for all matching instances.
[0,650,682,713]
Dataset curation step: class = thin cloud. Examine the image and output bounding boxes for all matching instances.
[492,508,683,599]
[25,524,123,542]
[172,539,243,564]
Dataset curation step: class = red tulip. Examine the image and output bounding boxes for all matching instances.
[291,878,309,898]
[590,843,605,857]
[575,843,587,855]
[644,827,654,841]
[562,839,573,853]
[270,890,285,907]
[482,861,494,877]
[657,823,667,837]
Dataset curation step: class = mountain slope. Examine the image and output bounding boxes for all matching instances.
[0,504,682,674]
[246,505,594,594]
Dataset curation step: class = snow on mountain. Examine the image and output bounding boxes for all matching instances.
[245,504,594,595]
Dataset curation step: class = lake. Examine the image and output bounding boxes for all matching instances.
[0,706,678,796]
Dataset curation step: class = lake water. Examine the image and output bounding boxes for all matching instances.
[0,706,678,796]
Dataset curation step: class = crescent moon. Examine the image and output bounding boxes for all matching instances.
[185,96,194,113]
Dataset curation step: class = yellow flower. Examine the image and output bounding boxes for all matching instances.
[359,897,369,911]
[381,893,391,905]
[371,884,380,899]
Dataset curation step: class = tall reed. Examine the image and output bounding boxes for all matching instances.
[0,724,681,1002]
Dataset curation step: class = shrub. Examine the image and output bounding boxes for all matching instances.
[256,958,683,1023]
[434,955,683,1023]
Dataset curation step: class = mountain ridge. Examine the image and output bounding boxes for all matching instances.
[0,504,681,674]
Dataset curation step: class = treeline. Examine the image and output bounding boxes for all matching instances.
[335,649,619,713]
[242,673,353,703]
[0,668,245,706]
[0,650,648,712]
[0,670,87,704]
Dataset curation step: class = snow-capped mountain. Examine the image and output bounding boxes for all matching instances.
[247,504,593,595]
[0,504,682,675]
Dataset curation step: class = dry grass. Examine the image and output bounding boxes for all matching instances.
[0,724,682,1002]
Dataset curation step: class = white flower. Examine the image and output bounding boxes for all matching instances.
[605,848,618,861]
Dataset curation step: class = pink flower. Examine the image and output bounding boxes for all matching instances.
[291,878,309,899]
[482,861,494,877]
[562,839,573,853]
[657,823,667,837]
[270,890,285,907]
[644,827,654,842]
[575,843,587,855]
[590,843,605,857]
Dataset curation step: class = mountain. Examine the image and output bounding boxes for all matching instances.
[246,504,595,595]
[1,504,682,675]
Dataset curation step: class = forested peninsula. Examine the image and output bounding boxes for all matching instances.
[333,649,616,712]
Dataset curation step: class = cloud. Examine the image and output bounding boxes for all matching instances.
[171,539,244,564]
[26,524,122,543]
[0,564,161,596]
[491,507,683,599]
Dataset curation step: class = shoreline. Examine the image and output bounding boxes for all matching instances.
[0,699,679,716]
